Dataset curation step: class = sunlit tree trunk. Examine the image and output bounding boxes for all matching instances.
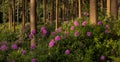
[72,0,74,21]
[43,0,46,22]
[78,0,82,19]
[12,0,15,31]
[25,0,28,22]
[22,0,25,30]
[62,1,65,21]
[56,0,59,29]
[100,0,103,11]
[107,0,111,17]
[30,0,36,45]
[17,0,20,25]
[2,0,5,23]
[90,0,96,25]
[50,0,54,21]
[111,0,118,19]
[8,0,12,29]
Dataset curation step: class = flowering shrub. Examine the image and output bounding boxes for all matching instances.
[0,18,120,62]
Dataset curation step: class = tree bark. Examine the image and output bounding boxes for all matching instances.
[8,0,12,29]
[78,0,82,19]
[43,0,46,22]
[100,0,103,11]
[50,0,54,21]
[107,0,111,17]
[90,0,96,25]
[17,0,20,25]
[56,0,59,29]
[111,0,118,19]
[12,0,15,31]
[2,0,5,23]
[62,1,65,21]
[30,0,36,45]
[22,0,25,30]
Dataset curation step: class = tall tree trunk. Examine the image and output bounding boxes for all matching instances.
[8,0,12,29]
[90,0,96,25]
[17,0,20,25]
[111,0,118,19]
[100,0,103,12]
[107,0,111,17]
[12,0,15,31]
[50,0,54,21]
[72,0,74,21]
[78,0,82,19]
[2,0,5,23]
[43,0,46,23]
[56,0,59,29]
[62,1,65,21]
[30,0,36,45]
[25,0,28,22]
[22,0,25,30]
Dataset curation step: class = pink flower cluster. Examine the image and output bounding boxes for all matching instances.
[74,32,79,37]
[0,44,7,51]
[29,30,36,39]
[49,39,55,48]
[55,35,61,41]
[56,28,61,32]
[100,55,105,61]
[97,21,102,26]
[11,44,18,50]
[86,32,91,37]
[30,44,36,50]
[82,21,87,26]
[74,21,79,26]
[65,49,70,55]
[104,24,109,34]
[49,35,61,48]
[40,26,47,37]
[70,26,75,30]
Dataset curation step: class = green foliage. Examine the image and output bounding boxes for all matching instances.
[1,18,120,62]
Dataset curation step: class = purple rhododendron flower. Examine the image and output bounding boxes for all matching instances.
[29,33,33,39]
[42,29,47,35]
[30,44,35,50]
[100,55,105,61]
[0,44,7,51]
[70,26,75,30]
[55,28,61,32]
[65,49,70,55]
[87,32,91,37]
[40,26,46,31]
[49,39,55,48]
[40,27,47,37]
[51,32,56,35]
[11,44,18,50]
[105,29,109,34]
[31,30,36,34]
[83,12,89,16]
[41,29,47,37]
[74,21,79,26]
[97,21,102,26]
[31,58,36,62]
[74,32,79,37]
[55,35,61,41]
[82,21,87,26]
[22,50,26,55]
[105,24,109,29]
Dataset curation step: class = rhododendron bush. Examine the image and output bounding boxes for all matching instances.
[0,19,120,62]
